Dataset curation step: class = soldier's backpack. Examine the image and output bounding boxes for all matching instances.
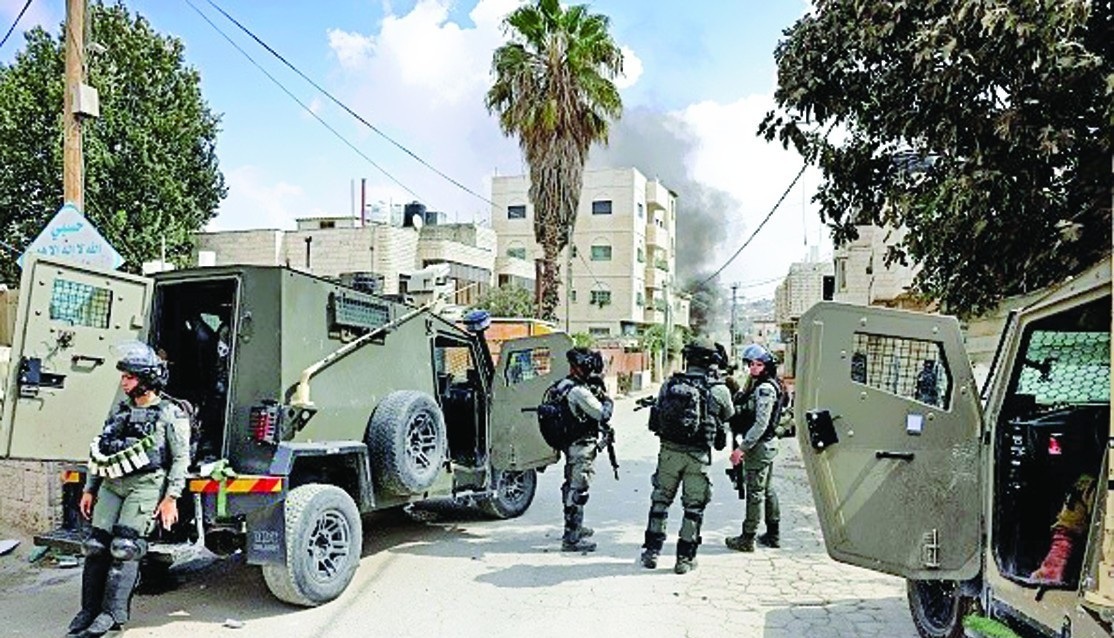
[535,378,577,451]
[161,394,202,463]
[654,372,712,446]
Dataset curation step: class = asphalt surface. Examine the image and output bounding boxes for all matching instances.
[0,389,921,638]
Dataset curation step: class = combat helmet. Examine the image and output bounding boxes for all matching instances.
[114,341,169,394]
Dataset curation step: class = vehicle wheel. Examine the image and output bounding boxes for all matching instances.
[262,484,362,607]
[906,579,976,638]
[366,391,447,494]
[477,469,537,519]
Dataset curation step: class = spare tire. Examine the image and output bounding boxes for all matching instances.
[367,391,447,494]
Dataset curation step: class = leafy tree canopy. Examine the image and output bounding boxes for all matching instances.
[470,284,535,318]
[762,0,1112,316]
[0,1,225,283]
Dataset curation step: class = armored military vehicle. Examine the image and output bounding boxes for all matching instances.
[796,257,1111,638]
[2,255,567,606]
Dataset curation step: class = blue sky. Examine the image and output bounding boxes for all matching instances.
[1,0,830,300]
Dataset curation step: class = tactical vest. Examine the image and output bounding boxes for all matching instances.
[88,401,171,479]
[740,379,782,443]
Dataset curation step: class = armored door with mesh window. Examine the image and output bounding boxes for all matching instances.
[795,301,984,581]
[1,256,152,459]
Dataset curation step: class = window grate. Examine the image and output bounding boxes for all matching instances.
[49,279,112,328]
[331,293,390,331]
[504,347,551,385]
[1018,331,1109,405]
[852,332,951,409]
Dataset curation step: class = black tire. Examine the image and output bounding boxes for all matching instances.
[366,391,447,495]
[906,579,976,638]
[262,484,363,607]
[477,469,538,519]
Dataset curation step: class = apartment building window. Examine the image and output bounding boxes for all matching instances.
[637,202,644,218]
[569,290,577,303]
[590,290,612,307]
[836,258,848,291]
[507,205,526,219]
[636,292,644,307]
[590,244,612,261]
[637,246,644,263]
[506,246,527,260]
[591,200,612,215]
[589,326,611,337]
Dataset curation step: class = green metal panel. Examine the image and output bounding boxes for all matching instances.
[489,332,572,470]
[2,256,152,460]
[796,301,983,581]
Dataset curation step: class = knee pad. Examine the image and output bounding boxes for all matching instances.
[109,526,147,561]
[682,509,704,525]
[82,528,112,557]
[572,490,589,506]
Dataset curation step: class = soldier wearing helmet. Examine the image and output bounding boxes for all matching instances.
[541,346,613,552]
[639,338,734,574]
[67,342,191,638]
[725,343,784,552]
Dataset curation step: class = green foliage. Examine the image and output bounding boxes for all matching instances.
[571,332,594,348]
[470,284,535,318]
[486,0,623,320]
[762,0,1113,317]
[963,615,1021,638]
[0,2,225,283]
[639,323,683,357]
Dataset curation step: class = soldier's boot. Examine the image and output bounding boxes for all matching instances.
[1030,527,1075,585]
[674,539,698,575]
[577,526,594,539]
[757,522,780,549]
[725,534,755,552]
[81,527,144,637]
[66,529,113,637]
[561,503,596,552]
[639,531,665,569]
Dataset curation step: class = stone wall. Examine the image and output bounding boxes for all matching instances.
[0,459,66,534]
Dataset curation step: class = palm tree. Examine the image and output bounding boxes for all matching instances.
[485,0,623,321]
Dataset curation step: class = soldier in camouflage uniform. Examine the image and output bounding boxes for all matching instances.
[67,343,191,638]
[551,347,613,552]
[726,343,783,552]
[639,340,734,574]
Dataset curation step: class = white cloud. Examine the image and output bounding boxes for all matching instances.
[614,46,642,90]
[327,29,375,69]
[209,165,305,231]
[678,94,832,299]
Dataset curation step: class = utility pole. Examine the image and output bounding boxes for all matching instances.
[663,278,672,376]
[63,0,86,210]
[730,282,739,366]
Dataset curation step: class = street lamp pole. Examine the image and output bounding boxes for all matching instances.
[63,0,86,210]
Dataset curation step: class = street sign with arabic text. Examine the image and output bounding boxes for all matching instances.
[18,203,124,271]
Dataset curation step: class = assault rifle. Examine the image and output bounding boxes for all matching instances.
[634,395,656,411]
[725,459,746,501]
[598,421,619,480]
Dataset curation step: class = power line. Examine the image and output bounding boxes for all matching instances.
[698,122,836,288]
[181,0,423,201]
[0,0,34,51]
[201,0,494,207]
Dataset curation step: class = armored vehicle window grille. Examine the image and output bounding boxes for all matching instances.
[1017,330,1110,405]
[332,293,390,331]
[851,333,951,409]
[440,346,473,378]
[503,347,551,385]
[49,279,112,328]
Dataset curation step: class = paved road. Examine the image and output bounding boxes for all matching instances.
[0,391,920,638]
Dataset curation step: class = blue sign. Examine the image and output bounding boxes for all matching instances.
[18,203,124,271]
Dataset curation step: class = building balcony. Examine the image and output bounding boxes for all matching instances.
[643,308,666,324]
[646,180,671,212]
[645,223,669,249]
[644,265,668,289]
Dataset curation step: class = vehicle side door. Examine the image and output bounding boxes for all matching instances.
[796,301,983,581]
[488,332,572,470]
[0,256,152,460]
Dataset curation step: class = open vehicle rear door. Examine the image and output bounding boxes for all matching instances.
[796,302,984,581]
[0,256,152,460]
[488,332,572,470]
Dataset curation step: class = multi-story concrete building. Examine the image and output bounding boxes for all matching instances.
[193,216,498,307]
[490,167,690,338]
[774,258,835,376]
[832,224,924,309]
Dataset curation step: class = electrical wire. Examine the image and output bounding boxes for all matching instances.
[698,122,836,288]
[181,0,424,201]
[201,0,494,207]
[0,0,34,51]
